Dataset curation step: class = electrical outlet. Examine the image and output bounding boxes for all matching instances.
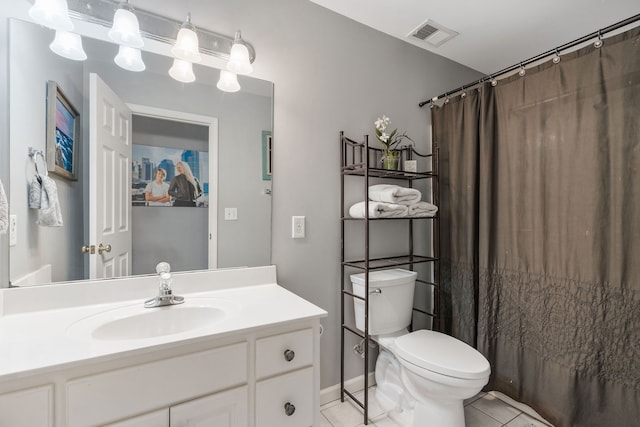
[9,215,17,246]
[224,208,238,220]
[292,216,305,238]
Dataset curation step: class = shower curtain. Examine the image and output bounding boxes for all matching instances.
[433,27,640,427]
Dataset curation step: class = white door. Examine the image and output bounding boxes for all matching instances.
[89,73,132,279]
[169,386,248,427]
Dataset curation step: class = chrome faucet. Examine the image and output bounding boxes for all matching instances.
[144,262,185,308]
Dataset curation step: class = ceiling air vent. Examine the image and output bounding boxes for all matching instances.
[409,19,458,47]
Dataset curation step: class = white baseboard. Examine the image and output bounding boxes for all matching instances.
[320,373,377,406]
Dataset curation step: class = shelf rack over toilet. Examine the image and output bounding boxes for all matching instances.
[339,132,441,425]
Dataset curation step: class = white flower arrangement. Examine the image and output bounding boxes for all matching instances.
[374,115,414,154]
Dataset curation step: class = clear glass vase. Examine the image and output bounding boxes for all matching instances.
[382,151,399,170]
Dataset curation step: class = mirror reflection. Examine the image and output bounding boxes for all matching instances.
[7,18,273,287]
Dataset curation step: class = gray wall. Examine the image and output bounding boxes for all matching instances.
[0,0,483,389]
[8,18,85,284]
[131,117,209,275]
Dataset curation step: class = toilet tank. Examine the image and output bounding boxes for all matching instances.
[351,269,417,335]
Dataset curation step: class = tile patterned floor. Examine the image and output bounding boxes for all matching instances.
[320,389,554,427]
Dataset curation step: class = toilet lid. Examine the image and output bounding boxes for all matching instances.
[394,330,490,380]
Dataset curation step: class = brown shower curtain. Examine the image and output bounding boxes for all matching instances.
[433,27,640,427]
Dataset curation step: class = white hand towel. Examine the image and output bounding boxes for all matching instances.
[408,201,438,217]
[349,201,409,218]
[369,184,421,206]
[36,176,63,227]
[0,180,7,234]
[29,176,50,209]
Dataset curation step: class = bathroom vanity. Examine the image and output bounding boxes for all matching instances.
[0,266,326,427]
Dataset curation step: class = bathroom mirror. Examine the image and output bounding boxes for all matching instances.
[6,18,273,287]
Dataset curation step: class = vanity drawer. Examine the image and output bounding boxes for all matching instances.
[67,342,247,427]
[256,367,313,427]
[256,328,313,379]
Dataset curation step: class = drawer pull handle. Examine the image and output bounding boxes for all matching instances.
[284,349,295,362]
[284,402,296,416]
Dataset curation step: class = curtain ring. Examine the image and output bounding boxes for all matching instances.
[594,31,603,48]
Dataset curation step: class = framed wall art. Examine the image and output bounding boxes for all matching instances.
[46,80,79,180]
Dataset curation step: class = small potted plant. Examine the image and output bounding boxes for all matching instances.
[374,115,414,170]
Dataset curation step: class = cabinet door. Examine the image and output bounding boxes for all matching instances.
[0,385,53,427]
[256,367,314,427]
[170,385,248,427]
[104,409,169,427]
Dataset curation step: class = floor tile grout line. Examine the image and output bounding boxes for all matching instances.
[470,404,523,426]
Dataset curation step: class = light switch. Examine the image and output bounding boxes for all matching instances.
[292,216,305,238]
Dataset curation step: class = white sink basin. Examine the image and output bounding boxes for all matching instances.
[68,298,238,341]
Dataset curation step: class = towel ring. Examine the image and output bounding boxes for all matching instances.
[28,147,48,180]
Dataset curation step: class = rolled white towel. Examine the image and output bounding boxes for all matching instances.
[369,184,421,206]
[349,201,409,218]
[408,201,438,217]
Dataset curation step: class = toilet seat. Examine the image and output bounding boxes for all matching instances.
[394,330,490,380]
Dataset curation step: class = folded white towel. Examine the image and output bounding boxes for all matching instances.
[36,176,63,227]
[0,179,7,234]
[369,184,421,206]
[349,201,409,218]
[408,201,438,217]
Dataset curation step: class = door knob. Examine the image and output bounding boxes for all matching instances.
[98,243,112,254]
[81,245,95,254]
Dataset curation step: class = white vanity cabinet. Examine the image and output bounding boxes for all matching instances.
[170,386,249,427]
[0,320,321,427]
[105,409,169,427]
[0,385,53,427]
[0,268,327,427]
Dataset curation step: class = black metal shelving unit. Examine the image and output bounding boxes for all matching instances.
[340,131,440,425]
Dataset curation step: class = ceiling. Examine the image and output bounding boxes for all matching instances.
[309,0,640,74]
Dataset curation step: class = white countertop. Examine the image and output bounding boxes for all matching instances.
[0,266,327,382]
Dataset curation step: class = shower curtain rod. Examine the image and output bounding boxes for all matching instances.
[418,13,640,108]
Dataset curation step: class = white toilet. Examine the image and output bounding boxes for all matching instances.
[351,269,490,427]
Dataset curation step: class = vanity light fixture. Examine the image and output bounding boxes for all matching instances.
[169,58,196,83]
[172,13,202,63]
[49,31,87,61]
[217,70,241,92]
[227,30,253,75]
[29,0,74,31]
[108,0,144,48]
[114,45,146,71]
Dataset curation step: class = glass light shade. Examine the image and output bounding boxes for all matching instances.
[108,8,144,48]
[227,42,253,75]
[217,70,240,92]
[29,0,73,31]
[114,46,146,72]
[169,59,196,83]
[49,31,87,61]
[172,28,202,63]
